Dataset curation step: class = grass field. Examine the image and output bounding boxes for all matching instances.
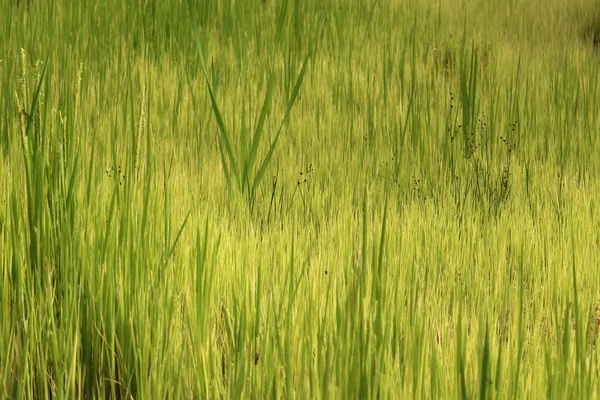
[2,0,600,398]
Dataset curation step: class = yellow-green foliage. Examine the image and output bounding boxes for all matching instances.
[1,0,600,398]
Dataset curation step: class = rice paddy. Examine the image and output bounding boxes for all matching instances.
[2,0,600,398]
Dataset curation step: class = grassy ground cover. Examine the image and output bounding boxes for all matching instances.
[2,0,600,398]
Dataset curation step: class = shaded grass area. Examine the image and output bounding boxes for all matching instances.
[1,0,600,398]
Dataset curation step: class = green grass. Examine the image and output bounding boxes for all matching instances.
[2,0,600,398]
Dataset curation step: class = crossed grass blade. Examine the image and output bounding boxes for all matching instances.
[243,74,275,195]
[187,0,313,205]
[251,51,311,198]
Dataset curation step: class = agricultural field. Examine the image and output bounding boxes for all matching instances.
[1,0,600,398]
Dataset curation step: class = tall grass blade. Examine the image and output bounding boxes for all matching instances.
[252,51,310,196]
[244,74,275,194]
[187,0,240,189]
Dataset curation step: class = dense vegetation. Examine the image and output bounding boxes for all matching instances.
[1,0,600,398]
